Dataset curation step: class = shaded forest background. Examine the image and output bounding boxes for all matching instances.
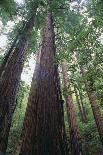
[0,0,103,155]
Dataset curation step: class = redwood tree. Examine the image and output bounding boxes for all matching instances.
[80,65,103,146]
[62,60,82,155]
[0,8,37,154]
[78,87,87,123]
[19,8,66,155]
[74,85,87,123]
[0,28,23,77]
[75,51,103,145]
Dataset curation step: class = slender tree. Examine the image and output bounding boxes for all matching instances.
[75,51,103,145]
[74,85,87,123]
[62,60,82,155]
[0,7,37,154]
[78,88,87,123]
[80,64,103,146]
[19,7,66,155]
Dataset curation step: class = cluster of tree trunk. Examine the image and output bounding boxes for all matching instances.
[74,85,87,123]
[75,52,103,146]
[0,0,103,155]
[0,8,37,154]
[80,65,103,146]
[62,60,82,155]
[19,8,67,155]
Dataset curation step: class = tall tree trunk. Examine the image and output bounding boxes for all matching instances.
[62,60,82,155]
[0,9,37,154]
[19,10,66,155]
[54,65,68,154]
[0,23,25,77]
[78,88,87,123]
[74,85,87,123]
[80,65,103,146]
[0,34,19,77]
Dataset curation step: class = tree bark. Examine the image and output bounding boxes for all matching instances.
[0,23,25,77]
[54,65,68,154]
[19,10,66,155]
[0,33,19,77]
[0,10,37,154]
[62,60,82,155]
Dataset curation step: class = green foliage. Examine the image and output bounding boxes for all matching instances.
[0,0,16,24]
[28,30,40,54]
[79,111,103,155]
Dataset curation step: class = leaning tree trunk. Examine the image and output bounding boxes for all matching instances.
[19,10,66,155]
[74,85,87,123]
[80,65,103,146]
[0,23,25,77]
[0,9,37,154]
[62,60,82,155]
[0,34,19,77]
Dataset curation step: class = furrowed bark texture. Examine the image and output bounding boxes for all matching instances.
[0,23,26,77]
[0,10,37,154]
[19,11,65,155]
[80,65,103,146]
[62,60,82,155]
[0,32,19,77]
[54,65,68,154]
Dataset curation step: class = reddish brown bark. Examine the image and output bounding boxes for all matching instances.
[80,65,103,146]
[74,86,87,123]
[0,33,19,77]
[62,60,82,155]
[0,10,37,154]
[19,10,66,155]
[0,23,25,77]
[54,65,68,154]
